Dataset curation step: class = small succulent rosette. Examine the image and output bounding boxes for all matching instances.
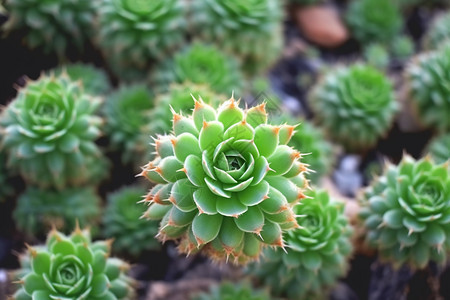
[141,97,309,264]
[192,281,271,300]
[13,227,135,300]
[359,156,450,269]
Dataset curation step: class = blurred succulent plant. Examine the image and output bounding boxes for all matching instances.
[346,0,403,44]
[359,156,450,269]
[13,186,101,238]
[364,44,390,70]
[190,0,283,76]
[424,12,450,50]
[97,0,185,80]
[103,85,153,167]
[4,0,96,57]
[52,64,111,96]
[249,189,353,299]
[310,64,397,151]
[406,44,450,132]
[427,134,450,165]
[141,97,309,264]
[192,282,270,300]
[103,186,160,257]
[13,226,134,300]
[391,35,415,60]
[0,74,107,189]
[152,43,244,96]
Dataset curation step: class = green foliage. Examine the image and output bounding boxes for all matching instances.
[391,35,415,60]
[13,187,101,237]
[249,189,352,299]
[364,44,389,70]
[406,43,450,132]
[427,134,450,164]
[103,85,153,166]
[103,186,160,256]
[192,282,270,300]
[97,0,186,80]
[346,0,403,44]
[52,64,111,96]
[0,74,108,189]
[4,0,96,56]
[152,43,244,95]
[424,12,450,50]
[189,0,283,75]
[13,227,134,300]
[359,156,450,269]
[141,97,309,264]
[310,64,397,151]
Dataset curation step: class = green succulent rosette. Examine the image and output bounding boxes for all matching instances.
[249,189,353,299]
[141,98,309,264]
[364,44,389,70]
[359,156,450,269]
[310,64,397,151]
[192,281,270,300]
[190,0,283,76]
[424,12,450,50]
[406,44,450,132]
[52,64,111,96]
[103,85,153,167]
[0,74,108,189]
[97,0,185,80]
[13,186,101,238]
[4,0,96,57]
[103,186,160,257]
[427,134,450,165]
[346,0,402,44]
[13,227,134,300]
[152,43,244,96]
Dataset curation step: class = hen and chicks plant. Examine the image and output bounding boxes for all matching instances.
[359,156,450,269]
[141,97,309,264]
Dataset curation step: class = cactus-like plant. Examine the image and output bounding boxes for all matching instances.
[424,12,450,50]
[192,282,270,300]
[310,63,397,151]
[103,186,160,256]
[406,43,450,132]
[346,0,403,44]
[13,187,101,237]
[52,64,111,96]
[189,0,283,75]
[13,226,134,300]
[152,43,244,95]
[4,0,96,57]
[359,156,450,269]
[249,189,353,299]
[141,97,309,264]
[427,134,450,165]
[97,0,185,80]
[364,44,390,70]
[0,74,107,189]
[103,85,153,166]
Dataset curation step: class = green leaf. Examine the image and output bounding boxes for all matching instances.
[193,102,217,131]
[199,121,223,152]
[259,187,288,214]
[246,105,267,128]
[251,156,270,186]
[383,209,403,229]
[254,124,278,157]
[193,188,218,215]
[158,156,185,182]
[192,213,223,245]
[51,240,76,255]
[403,216,426,232]
[224,120,254,141]
[204,177,231,198]
[46,152,64,176]
[173,115,198,136]
[216,195,248,217]
[217,100,244,129]
[92,250,107,273]
[146,203,171,220]
[173,133,201,162]
[171,179,197,212]
[33,142,55,153]
[184,155,205,187]
[58,133,79,152]
[423,223,445,246]
[267,145,297,176]
[242,233,261,258]
[412,242,430,268]
[91,274,110,297]
[302,251,322,271]
[24,273,46,295]
[278,124,295,145]
[31,290,51,300]
[168,206,196,227]
[259,221,282,245]
[234,206,264,233]
[32,252,51,275]
[236,181,269,206]
[224,177,253,192]
[219,217,244,249]
[214,167,237,184]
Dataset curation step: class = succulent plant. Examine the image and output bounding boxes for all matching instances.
[424,12,450,50]
[13,186,101,237]
[52,64,111,96]
[141,97,309,264]
[4,0,96,57]
[249,189,353,299]
[13,226,134,300]
[152,43,244,96]
[97,0,186,80]
[359,156,450,269]
[103,85,153,166]
[364,44,389,70]
[346,0,403,45]
[309,63,397,151]
[427,134,450,165]
[406,43,450,132]
[189,0,283,76]
[0,74,108,189]
[391,35,414,60]
[103,186,160,257]
[192,281,270,300]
